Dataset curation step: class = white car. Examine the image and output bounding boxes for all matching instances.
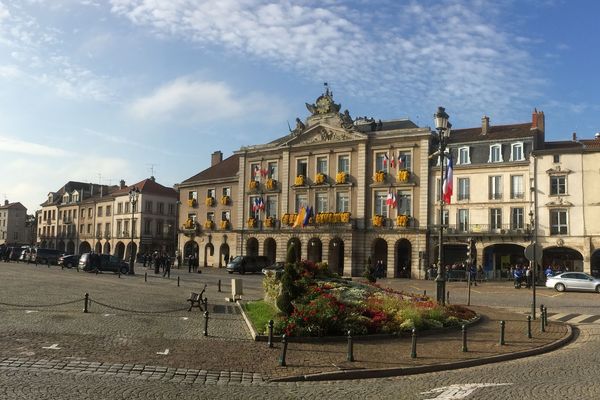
[545,272,600,293]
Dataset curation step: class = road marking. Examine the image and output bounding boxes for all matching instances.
[180,317,189,320]
[156,349,170,355]
[42,344,61,350]
[25,310,39,314]
[421,383,512,399]
[570,314,596,323]
[103,313,114,317]
[548,313,569,321]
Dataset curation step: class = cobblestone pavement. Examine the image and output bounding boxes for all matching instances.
[0,262,587,399]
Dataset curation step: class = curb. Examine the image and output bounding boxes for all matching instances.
[269,323,574,382]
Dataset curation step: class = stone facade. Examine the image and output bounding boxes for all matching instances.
[0,200,27,245]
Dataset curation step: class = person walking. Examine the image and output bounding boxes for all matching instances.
[163,256,171,278]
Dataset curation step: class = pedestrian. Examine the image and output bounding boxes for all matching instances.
[469,264,477,286]
[188,254,193,273]
[514,265,524,288]
[477,265,484,283]
[525,266,532,288]
[163,256,171,278]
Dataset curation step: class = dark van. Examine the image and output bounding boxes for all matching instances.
[33,248,63,264]
[226,256,270,274]
[78,253,129,274]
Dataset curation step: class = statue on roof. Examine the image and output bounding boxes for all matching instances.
[305,84,341,116]
[340,109,354,129]
[291,117,305,135]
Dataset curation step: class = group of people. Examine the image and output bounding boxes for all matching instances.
[511,264,533,288]
[426,263,485,284]
[142,252,172,277]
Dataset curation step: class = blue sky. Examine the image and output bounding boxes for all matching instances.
[0,0,597,214]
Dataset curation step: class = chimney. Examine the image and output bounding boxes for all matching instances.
[531,109,545,132]
[572,132,577,141]
[120,179,126,189]
[90,183,94,196]
[150,176,156,182]
[4,200,8,206]
[481,116,490,135]
[211,150,223,166]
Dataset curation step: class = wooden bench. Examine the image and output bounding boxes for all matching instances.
[187,284,207,311]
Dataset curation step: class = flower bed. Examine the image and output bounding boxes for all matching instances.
[260,261,475,337]
[315,173,326,185]
[372,214,384,227]
[374,170,386,183]
[266,178,277,190]
[336,172,347,184]
[295,175,305,186]
[397,169,410,183]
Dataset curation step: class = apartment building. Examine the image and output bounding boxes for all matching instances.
[177,151,240,267]
[428,111,545,278]
[0,200,27,245]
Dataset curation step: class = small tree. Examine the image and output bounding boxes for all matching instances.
[363,256,376,283]
[277,244,300,316]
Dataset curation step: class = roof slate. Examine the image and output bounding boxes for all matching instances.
[181,154,240,184]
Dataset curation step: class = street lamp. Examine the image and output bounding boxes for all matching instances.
[529,209,537,319]
[128,187,140,275]
[434,106,451,305]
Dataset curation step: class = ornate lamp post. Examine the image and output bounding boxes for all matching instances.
[128,187,140,275]
[529,209,537,319]
[434,106,451,305]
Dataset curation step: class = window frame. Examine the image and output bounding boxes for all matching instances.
[510,142,524,162]
[550,175,567,196]
[489,144,503,163]
[457,146,471,165]
[337,154,350,174]
[550,209,568,235]
[489,175,503,200]
[374,190,388,218]
[457,177,470,201]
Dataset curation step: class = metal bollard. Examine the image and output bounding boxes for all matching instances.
[267,320,274,348]
[177,276,180,287]
[411,328,417,358]
[500,320,505,345]
[203,297,208,312]
[118,270,121,278]
[540,304,544,321]
[144,272,147,282]
[543,306,548,327]
[423,290,427,297]
[347,330,354,362]
[218,279,222,293]
[446,291,450,304]
[83,293,89,313]
[203,311,209,336]
[527,315,532,338]
[279,334,288,366]
[462,325,468,352]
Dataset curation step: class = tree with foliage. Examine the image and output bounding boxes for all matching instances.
[276,244,301,316]
[363,256,376,283]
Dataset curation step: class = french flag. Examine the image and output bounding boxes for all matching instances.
[383,153,389,168]
[443,155,453,204]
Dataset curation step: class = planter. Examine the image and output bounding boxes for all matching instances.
[315,173,326,185]
[295,175,305,186]
[396,214,410,227]
[374,171,386,183]
[204,220,214,230]
[397,169,410,183]
[205,197,215,207]
[220,195,230,205]
[266,179,277,190]
[264,217,275,227]
[247,218,257,228]
[249,181,259,190]
[335,172,347,184]
[220,220,229,229]
[187,199,197,207]
[372,215,384,227]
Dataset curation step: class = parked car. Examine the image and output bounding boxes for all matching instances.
[58,254,80,269]
[545,272,600,293]
[262,261,285,277]
[32,248,63,265]
[78,253,129,274]
[226,256,270,274]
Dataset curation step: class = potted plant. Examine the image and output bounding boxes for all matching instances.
[396,214,409,227]
[295,175,305,186]
[374,171,386,183]
[205,196,215,207]
[266,178,277,190]
[335,171,347,184]
[315,173,326,185]
[372,214,384,227]
[247,217,257,228]
[265,216,275,227]
[220,220,229,229]
[187,198,197,207]
[249,180,259,190]
[397,169,410,183]
[220,195,230,205]
[204,220,214,230]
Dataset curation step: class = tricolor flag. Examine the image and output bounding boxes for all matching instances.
[253,165,260,180]
[391,154,396,168]
[386,192,393,206]
[443,155,453,204]
[302,206,312,227]
[258,197,265,211]
[392,192,397,208]
[383,153,389,168]
[397,153,404,169]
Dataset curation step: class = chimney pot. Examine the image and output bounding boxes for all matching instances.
[211,151,223,166]
[120,179,126,189]
[4,200,8,206]
[572,132,577,141]
[481,116,490,135]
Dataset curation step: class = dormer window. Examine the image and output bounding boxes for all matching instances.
[48,194,53,203]
[510,142,524,161]
[489,144,503,163]
[457,146,471,165]
[63,194,69,204]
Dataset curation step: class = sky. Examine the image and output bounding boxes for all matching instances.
[0,0,598,214]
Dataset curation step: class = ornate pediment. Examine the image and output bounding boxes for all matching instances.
[285,125,364,146]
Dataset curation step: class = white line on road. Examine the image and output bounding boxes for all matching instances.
[421,383,512,399]
[42,344,61,350]
[180,317,189,320]
[25,310,39,314]
[156,349,170,355]
[103,313,114,317]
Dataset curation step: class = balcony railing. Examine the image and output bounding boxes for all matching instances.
[511,192,525,199]
[488,193,503,200]
[431,223,530,235]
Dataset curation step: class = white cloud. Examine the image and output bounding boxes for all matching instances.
[129,77,286,123]
[0,2,10,21]
[110,0,540,124]
[0,135,68,156]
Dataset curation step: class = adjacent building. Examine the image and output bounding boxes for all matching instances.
[0,200,28,245]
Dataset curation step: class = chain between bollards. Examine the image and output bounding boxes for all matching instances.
[218,279,221,292]
[279,334,288,366]
[462,324,468,352]
[411,328,417,358]
[267,320,274,348]
[347,330,354,362]
[83,293,89,313]
[203,310,209,336]
[527,315,532,338]
[499,320,505,345]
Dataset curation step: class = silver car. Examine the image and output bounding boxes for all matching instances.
[546,272,600,293]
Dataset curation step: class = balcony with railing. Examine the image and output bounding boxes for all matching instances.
[431,223,530,236]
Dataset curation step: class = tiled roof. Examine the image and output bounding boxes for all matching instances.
[449,123,535,144]
[181,154,240,184]
[0,202,26,210]
[111,178,178,198]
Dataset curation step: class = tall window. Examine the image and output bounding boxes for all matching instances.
[375,152,387,172]
[338,155,350,174]
[96,223,101,235]
[296,159,308,177]
[397,192,411,216]
[458,209,469,232]
[145,201,153,213]
[295,193,308,212]
[187,213,197,223]
[105,223,110,236]
[316,192,328,213]
[117,203,123,214]
[511,142,524,161]
[144,219,152,234]
[158,202,164,214]
[106,205,111,216]
[490,208,502,230]
[550,175,567,195]
[207,188,215,199]
[268,161,278,179]
[221,211,230,221]
[222,187,231,197]
[457,147,471,165]
[336,192,349,212]
[457,177,470,200]
[511,207,524,230]
[316,157,328,175]
[188,191,198,201]
[374,191,388,217]
[550,209,568,235]
[250,162,260,181]
[249,196,260,219]
[489,176,502,200]
[397,152,412,171]
[489,144,503,163]
[98,207,103,217]
[206,212,214,222]
[266,195,277,218]
[116,221,122,236]
[553,154,560,163]
[511,175,524,199]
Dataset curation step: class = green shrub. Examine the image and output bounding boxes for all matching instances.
[262,273,281,305]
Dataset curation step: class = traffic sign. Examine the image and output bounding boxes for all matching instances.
[524,243,543,263]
